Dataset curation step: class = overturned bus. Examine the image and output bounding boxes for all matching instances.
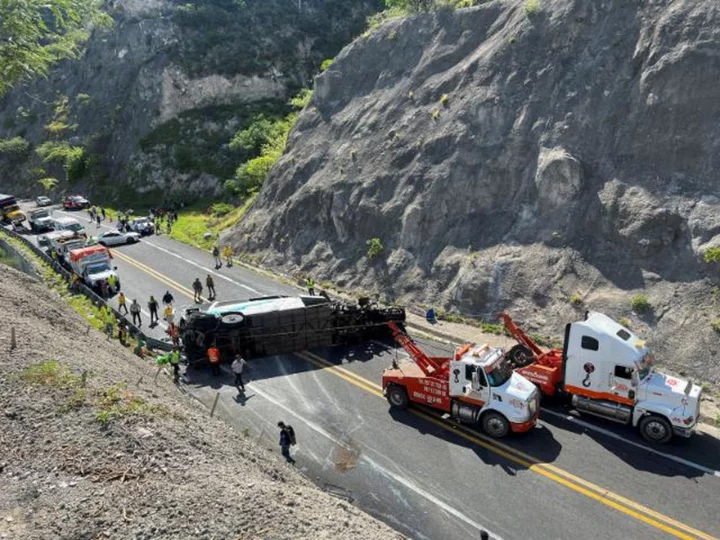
[179,295,406,365]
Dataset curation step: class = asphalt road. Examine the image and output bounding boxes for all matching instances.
[8,204,720,540]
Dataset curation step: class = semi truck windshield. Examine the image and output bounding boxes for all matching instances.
[486,358,513,387]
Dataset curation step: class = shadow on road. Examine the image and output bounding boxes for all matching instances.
[388,406,562,474]
[540,404,715,479]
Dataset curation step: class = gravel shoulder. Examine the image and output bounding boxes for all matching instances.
[0,263,399,540]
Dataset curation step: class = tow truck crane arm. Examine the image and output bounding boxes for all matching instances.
[498,312,544,358]
[388,321,450,377]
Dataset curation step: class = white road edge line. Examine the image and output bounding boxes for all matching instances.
[55,209,262,295]
[143,239,260,295]
[541,408,720,478]
[389,344,719,479]
[247,380,506,540]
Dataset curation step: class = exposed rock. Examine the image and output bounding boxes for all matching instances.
[227,0,720,383]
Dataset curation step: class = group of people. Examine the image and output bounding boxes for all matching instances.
[192,274,217,302]
[88,206,107,228]
[212,244,235,270]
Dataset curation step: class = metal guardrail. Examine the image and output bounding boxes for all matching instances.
[0,226,173,352]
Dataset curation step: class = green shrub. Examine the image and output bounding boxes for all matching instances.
[711,320,720,334]
[289,89,313,110]
[619,317,632,328]
[210,202,234,217]
[37,177,59,193]
[630,294,651,312]
[36,141,86,182]
[367,238,384,261]
[431,109,440,120]
[320,58,334,71]
[440,94,449,106]
[0,136,29,155]
[524,0,541,15]
[229,114,285,154]
[703,247,720,263]
[76,93,91,105]
[569,292,583,306]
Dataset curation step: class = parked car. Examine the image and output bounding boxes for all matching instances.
[27,208,54,233]
[36,196,52,207]
[130,217,154,236]
[96,230,140,246]
[63,195,90,210]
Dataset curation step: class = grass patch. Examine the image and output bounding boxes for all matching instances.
[619,317,632,328]
[169,196,256,251]
[20,360,81,389]
[630,293,651,313]
[711,320,720,334]
[95,382,166,424]
[1,233,105,330]
[569,291,583,306]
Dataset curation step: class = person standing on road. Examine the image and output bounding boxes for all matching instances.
[100,279,109,300]
[96,214,101,228]
[192,278,203,303]
[206,274,216,300]
[166,322,180,347]
[222,244,233,267]
[163,303,174,325]
[148,295,159,325]
[306,277,315,296]
[278,422,296,463]
[162,290,174,305]
[101,208,106,221]
[130,299,142,327]
[117,291,128,315]
[231,354,246,391]
[207,342,221,377]
[107,273,118,294]
[212,245,221,269]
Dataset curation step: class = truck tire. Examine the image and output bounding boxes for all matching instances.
[482,411,510,438]
[507,344,534,369]
[219,312,244,329]
[386,385,409,410]
[638,415,672,444]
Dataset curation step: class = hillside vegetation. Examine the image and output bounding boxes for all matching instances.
[227,0,720,384]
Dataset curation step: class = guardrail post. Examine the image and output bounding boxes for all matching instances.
[210,392,221,417]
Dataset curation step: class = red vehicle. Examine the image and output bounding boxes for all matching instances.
[382,322,539,438]
[499,312,703,443]
[63,195,90,210]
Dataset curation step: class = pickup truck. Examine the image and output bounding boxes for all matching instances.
[27,208,54,233]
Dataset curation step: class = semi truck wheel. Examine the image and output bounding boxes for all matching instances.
[482,411,510,438]
[386,385,409,410]
[507,344,534,369]
[639,415,672,444]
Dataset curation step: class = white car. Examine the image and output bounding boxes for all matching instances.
[36,196,52,207]
[97,230,140,246]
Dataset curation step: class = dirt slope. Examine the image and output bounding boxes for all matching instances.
[0,264,398,540]
[227,0,720,384]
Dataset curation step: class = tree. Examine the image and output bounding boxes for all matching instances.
[383,0,437,12]
[0,0,111,96]
[38,177,59,194]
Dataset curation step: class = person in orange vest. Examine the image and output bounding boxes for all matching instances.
[207,341,221,376]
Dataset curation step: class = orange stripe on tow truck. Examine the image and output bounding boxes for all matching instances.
[564,384,636,406]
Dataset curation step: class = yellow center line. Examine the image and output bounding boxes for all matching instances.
[111,251,716,540]
[300,353,715,540]
[112,250,204,302]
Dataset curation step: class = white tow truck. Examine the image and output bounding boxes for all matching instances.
[501,311,703,443]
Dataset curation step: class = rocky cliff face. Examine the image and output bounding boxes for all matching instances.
[0,0,381,203]
[228,0,720,382]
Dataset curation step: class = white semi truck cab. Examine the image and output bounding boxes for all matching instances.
[565,313,702,442]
